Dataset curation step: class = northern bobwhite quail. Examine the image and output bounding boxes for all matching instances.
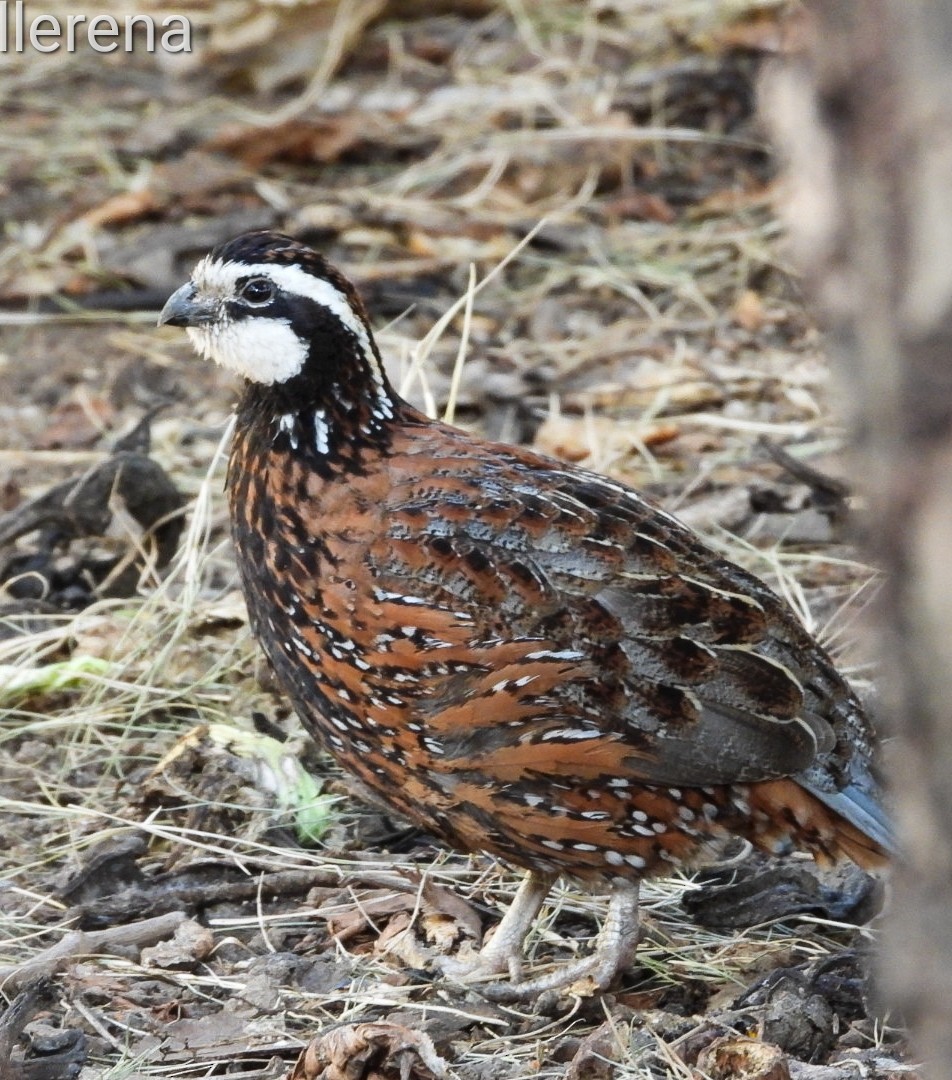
[159,231,891,999]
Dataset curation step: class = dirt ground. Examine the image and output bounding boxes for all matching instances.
[0,3,912,1078]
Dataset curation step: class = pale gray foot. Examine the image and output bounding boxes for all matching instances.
[439,870,556,984]
[441,874,641,1002]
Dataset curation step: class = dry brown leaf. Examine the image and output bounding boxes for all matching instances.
[565,1019,624,1080]
[373,910,432,970]
[132,1010,292,1063]
[695,1037,790,1080]
[419,878,481,942]
[0,265,77,301]
[71,153,247,235]
[405,230,440,257]
[691,181,777,219]
[35,397,114,450]
[151,150,252,205]
[293,1023,449,1080]
[70,613,136,660]
[325,890,419,943]
[533,414,679,465]
[322,875,479,954]
[712,5,811,55]
[562,380,724,414]
[420,912,459,952]
[733,288,766,332]
[600,191,677,224]
[141,918,215,969]
[204,0,385,96]
[210,117,367,170]
[79,190,162,230]
[191,591,250,632]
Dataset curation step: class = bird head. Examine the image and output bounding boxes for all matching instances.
[158,231,384,391]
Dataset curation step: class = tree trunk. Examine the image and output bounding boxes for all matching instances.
[763,3,952,1073]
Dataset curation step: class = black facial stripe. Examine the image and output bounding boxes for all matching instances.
[223,292,367,370]
[226,297,282,321]
[226,290,341,325]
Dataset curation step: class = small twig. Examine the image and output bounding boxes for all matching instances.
[68,997,127,1053]
[443,264,477,426]
[0,979,57,1080]
[0,911,187,994]
[758,437,852,501]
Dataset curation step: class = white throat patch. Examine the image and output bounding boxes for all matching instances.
[186,320,308,384]
[186,257,382,388]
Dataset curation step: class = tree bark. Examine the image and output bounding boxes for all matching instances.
[763,3,952,1073]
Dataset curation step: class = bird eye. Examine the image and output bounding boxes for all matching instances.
[240,277,275,305]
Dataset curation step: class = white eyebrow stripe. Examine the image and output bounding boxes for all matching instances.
[194,257,387,390]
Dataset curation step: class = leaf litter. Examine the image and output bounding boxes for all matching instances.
[0,2,910,1079]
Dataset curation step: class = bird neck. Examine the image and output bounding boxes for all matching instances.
[236,336,408,470]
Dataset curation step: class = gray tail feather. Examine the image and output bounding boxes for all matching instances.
[809,781,895,856]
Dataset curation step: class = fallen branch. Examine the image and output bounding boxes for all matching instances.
[0,911,187,994]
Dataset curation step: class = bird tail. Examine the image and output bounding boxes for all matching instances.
[808,782,894,863]
[748,777,891,870]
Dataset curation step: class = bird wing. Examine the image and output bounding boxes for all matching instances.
[369,434,854,790]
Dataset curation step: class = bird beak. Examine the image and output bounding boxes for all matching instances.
[158,283,217,328]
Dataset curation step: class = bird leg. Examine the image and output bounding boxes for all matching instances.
[474,870,558,981]
[440,869,557,984]
[477,881,641,1002]
[442,874,641,1002]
